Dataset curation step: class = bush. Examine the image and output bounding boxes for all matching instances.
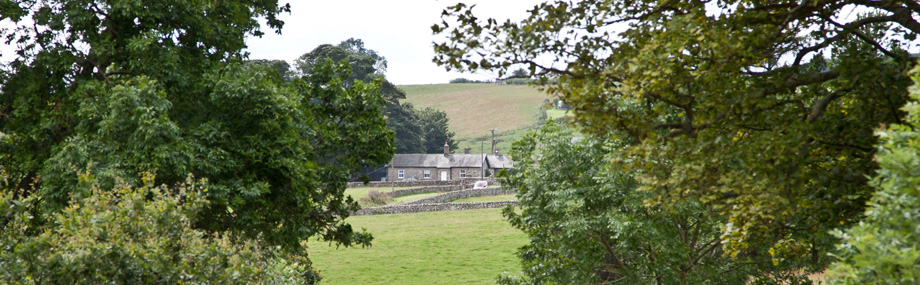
[360,190,392,206]
[0,173,315,284]
[827,67,920,284]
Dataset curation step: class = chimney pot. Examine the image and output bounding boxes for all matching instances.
[444,141,449,155]
[464,146,471,154]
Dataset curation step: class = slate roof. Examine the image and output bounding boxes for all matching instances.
[390,154,486,168]
[389,153,515,169]
[486,155,514,169]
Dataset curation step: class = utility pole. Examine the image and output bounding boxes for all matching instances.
[490,128,496,154]
[480,141,485,178]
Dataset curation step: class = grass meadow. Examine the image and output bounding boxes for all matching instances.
[400,83,549,142]
[309,208,527,284]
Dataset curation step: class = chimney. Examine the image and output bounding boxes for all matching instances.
[464,146,471,154]
[444,141,449,156]
[494,148,500,156]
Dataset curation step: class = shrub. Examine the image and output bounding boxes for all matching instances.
[827,67,920,284]
[0,173,315,283]
[360,190,392,206]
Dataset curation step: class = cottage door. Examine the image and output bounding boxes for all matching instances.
[440,171,448,181]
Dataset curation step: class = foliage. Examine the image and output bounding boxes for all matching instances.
[296,38,455,154]
[434,0,919,269]
[497,123,779,284]
[418,107,457,153]
[245,59,294,81]
[295,39,383,85]
[0,174,315,283]
[449,78,493,84]
[359,190,392,206]
[827,67,920,284]
[0,0,394,273]
[386,101,425,153]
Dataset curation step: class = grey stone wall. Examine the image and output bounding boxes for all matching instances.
[387,185,461,198]
[352,201,518,216]
[347,178,499,188]
[402,187,516,205]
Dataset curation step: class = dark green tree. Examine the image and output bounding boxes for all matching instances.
[435,0,918,274]
[245,59,293,81]
[295,38,385,85]
[297,39,455,155]
[418,107,457,153]
[386,101,425,154]
[0,1,394,279]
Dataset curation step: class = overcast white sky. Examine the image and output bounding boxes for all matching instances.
[244,0,544,85]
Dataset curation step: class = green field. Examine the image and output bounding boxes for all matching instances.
[453,194,518,203]
[456,127,532,157]
[310,208,527,284]
[400,83,550,143]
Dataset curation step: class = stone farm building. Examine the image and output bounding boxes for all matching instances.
[387,144,513,181]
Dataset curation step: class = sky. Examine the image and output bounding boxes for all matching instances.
[244,0,545,85]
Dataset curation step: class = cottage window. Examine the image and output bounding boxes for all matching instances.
[460,170,467,178]
[423,170,431,179]
[398,170,405,179]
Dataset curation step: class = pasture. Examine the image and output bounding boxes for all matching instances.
[400,83,549,142]
[310,208,527,284]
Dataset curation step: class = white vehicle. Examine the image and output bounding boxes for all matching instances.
[473,180,489,189]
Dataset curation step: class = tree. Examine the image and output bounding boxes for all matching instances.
[0,0,394,278]
[0,174,315,283]
[435,0,918,272]
[828,66,920,284]
[499,122,762,284]
[297,38,457,155]
[245,59,294,81]
[510,68,529,79]
[386,101,425,154]
[295,38,385,85]
[418,107,457,154]
[338,37,388,75]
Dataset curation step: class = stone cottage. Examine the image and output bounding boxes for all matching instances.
[387,143,513,181]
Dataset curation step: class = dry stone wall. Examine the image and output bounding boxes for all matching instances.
[402,188,516,205]
[347,178,499,188]
[352,201,518,216]
[387,185,462,198]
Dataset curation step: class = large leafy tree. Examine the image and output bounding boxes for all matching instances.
[500,123,760,284]
[435,0,919,271]
[295,38,386,85]
[418,107,457,153]
[0,0,394,267]
[297,38,456,154]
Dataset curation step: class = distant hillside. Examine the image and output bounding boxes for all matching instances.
[399,83,550,152]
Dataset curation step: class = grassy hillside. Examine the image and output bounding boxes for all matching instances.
[400,83,550,152]
[309,208,527,284]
